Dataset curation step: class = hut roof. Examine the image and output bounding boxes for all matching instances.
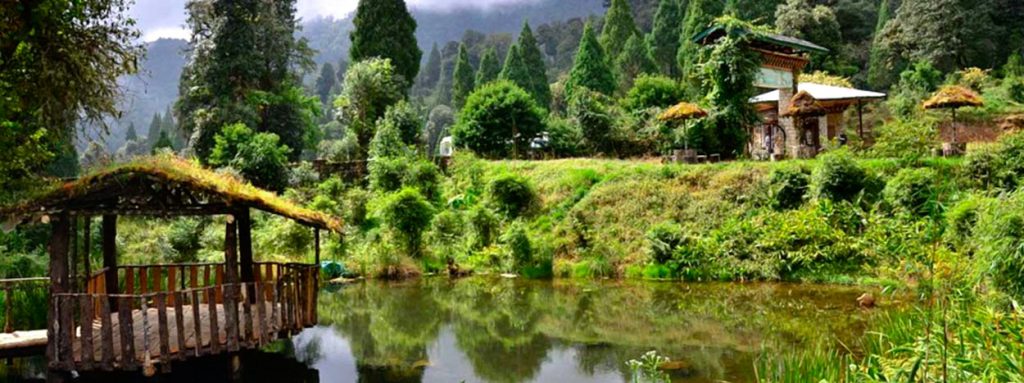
[751,83,887,104]
[781,90,827,117]
[659,102,708,121]
[0,156,342,232]
[1000,114,1024,132]
[693,25,829,55]
[923,85,984,110]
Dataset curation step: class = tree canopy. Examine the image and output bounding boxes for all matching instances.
[566,22,617,98]
[350,0,422,90]
[451,81,545,158]
[451,44,476,111]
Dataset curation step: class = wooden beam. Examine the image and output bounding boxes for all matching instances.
[82,216,91,288]
[237,209,253,284]
[102,215,118,309]
[47,213,70,368]
[224,218,240,351]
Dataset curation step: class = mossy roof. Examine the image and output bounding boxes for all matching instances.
[659,102,708,121]
[923,85,984,110]
[0,155,342,232]
[692,25,829,55]
[782,90,827,117]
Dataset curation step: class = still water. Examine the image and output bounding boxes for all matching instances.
[0,277,896,383]
[292,277,896,383]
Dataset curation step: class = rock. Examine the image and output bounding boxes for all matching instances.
[857,293,876,309]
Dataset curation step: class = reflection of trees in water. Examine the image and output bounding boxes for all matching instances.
[318,281,445,372]
[441,278,552,383]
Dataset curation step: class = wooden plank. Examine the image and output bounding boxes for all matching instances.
[224,220,239,352]
[58,295,74,369]
[150,266,162,293]
[99,297,114,370]
[255,282,267,345]
[173,291,186,360]
[102,215,118,303]
[242,285,253,346]
[207,287,220,355]
[269,283,279,339]
[138,267,148,295]
[167,267,177,305]
[125,268,135,296]
[156,294,170,360]
[190,265,199,289]
[202,264,210,289]
[117,296,137,370]
[191,290,203,357]
[215,266,224,303]
[79,295,95,370]
[83,217,92,288]
[47,213,71,368]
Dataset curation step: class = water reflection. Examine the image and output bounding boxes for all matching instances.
[298,277,891,383]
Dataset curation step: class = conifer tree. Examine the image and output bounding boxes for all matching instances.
[516,22,552,109]
[350,0,422,90]
[867,0,896,89]
[567,22,617,97]
[420,43,443,90]
[125,122,138,142]
[500,45,532,95]
[476,46,502,86]
[315,62,337,106]
[599,0,640,60]
[151,130,174,154]
[451,43,476,110]
[147,112,162,146]
[678,0,724,91]
[615,34,658,93]
[646,0,683,78]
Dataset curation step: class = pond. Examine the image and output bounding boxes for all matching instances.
[292,276,899,383]
[0,277,898,383]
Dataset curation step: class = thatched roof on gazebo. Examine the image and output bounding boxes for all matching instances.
[1000,114,1024,132]
[923,85,984,110]
[0,155,342,232]
[659,102,708,122]
[781,90,826,117]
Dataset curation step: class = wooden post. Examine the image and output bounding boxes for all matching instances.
[102,215,118,308]
[313,228,320,321]
[857,100,865,143]
[224,218,240,352]
[82,216,91,290]
[70,217,78,293]
[47,213,71,368]
[237,209,255,303]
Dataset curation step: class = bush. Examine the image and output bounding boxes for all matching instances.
[344,188,370,228]
[767,167,810,210]
[883,168,938,217]
[870,118,938,160]
[487,173,537,219]
[379,188,435,257]
[544,116,584,158]
[645,221,684,265]
[167,218,206,263]
[368,156,408,193]
[467,204,499,249]
[404,159,442,202]
[428,210,464,258]
[209,123,291,191]
[945,195,986,250]
[451,81,545,158]
[963,144,1001,189]
[568,88,617,154]
[380,100,423,148]
[621,74,685,113]
[812,149,867,202]
[500,220,532,271]
[976,191,1024,301]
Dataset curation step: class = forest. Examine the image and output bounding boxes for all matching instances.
[2,0,1024,381]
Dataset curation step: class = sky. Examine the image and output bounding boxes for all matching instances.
[131,0,542,41]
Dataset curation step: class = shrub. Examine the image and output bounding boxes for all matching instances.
[945,195,986,250]
[544,116,584,158]
[767,167,810,210]
[209,123,291,191]
[976,191,1024,301]
[404,159,442,202]
[344,188,370,228]
[369,114,410,159]
[467,204,499,249]
[568,88,617,154]
[380,100,423,148]
[963,144,1001,189]
[883,168,938,217]
[368,156,408,193]
[167,218,206,263]
[487,173,537,219]
[645,221,684,265]
[451,80,545,158]
[500,220,532,271]
[994,132,1024,189]
[870,118,938,160]
[288,162,319,188]
[621,74,685,113]
[428,210,464,258]
[379,188,435,258]
[812,149,867,202]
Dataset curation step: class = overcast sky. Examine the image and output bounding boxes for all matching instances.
[131,0,542,41]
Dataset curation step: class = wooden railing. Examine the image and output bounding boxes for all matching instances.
[0,277,48,333]
[52,262,318,373]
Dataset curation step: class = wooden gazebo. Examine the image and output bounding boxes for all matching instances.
[0,156,341,377]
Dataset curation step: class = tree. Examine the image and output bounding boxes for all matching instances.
[568,89,617,154]
[775,0,843,72]
[334,58,405,159]
[451,81,545,158]
[425,105,454,156]
[615,34,658,94]
[350,0,422,90]
[451,43,476,111]
[380,188,435,258]
[315,62,337,106]
[147,112,163,146]
[176,0,315,163]
[622,74,686,113]
[678,0,725,91]
[877,0,997,73]
[867,0,896,89]
[646,0,683,78]
[420,43,443,91]
[698,16,761,157]
[209,123,291,191]
[599,0,640,60]
[380,101,424,148]
[566,22,617,98]
[151,130,175,154]
[516,22,552,109]
[500,46,532,97]
[126,123,139,142]
[476,46,502,87]
[0,0,142,188]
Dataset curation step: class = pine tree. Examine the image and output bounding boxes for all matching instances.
[678,0,724,90]
[878,0,996,73]
[420,43,443,90]
[867,0,895,89]
[162,106,181,148]
[147,112,162,146]
[600,0,640,61]
[151,130,174,154]
[315,62,337,106]
[451,43,476,111]
[646,0,683,78]
[350,0,422,89]
[500,45,532,95]
[125,122,138,142]
[476,46,502,87]
[615,34,658,93]
[516,22,552,109]
[567,22,617,97]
